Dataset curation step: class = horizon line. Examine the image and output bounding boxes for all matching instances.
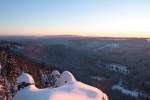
[0,34,150,39]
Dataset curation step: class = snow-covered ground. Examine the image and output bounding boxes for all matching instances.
[14,72,108,100]
[105,64,129,74]
[112,83,149,99]
[94,43,120,51]
[14,82,108,100]
[112,84,139,97]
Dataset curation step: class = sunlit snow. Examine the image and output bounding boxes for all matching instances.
[13,72,108,100]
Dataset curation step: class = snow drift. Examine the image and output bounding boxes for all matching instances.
[13,72,108,100]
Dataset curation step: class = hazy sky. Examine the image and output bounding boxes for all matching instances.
[0,0,150,37]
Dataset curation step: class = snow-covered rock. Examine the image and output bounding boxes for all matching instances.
[17,73,35,84]
[51,70,60,77]
[50,70,61,87]
[55,71,76,87]
[13,72,108,100]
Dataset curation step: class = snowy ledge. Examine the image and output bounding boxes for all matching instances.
[13,72,108,100]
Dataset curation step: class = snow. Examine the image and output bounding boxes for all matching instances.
[105,64,129,74]
[17,73,35,84]
[13,72,108,100]
[14,81,108,100]
[112,84,139,97]
[55,71,76,87]
[51,70,60,76]
[94,43,119,51]
[112,82,150,99]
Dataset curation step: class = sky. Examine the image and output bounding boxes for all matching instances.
[0,0,150,37]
